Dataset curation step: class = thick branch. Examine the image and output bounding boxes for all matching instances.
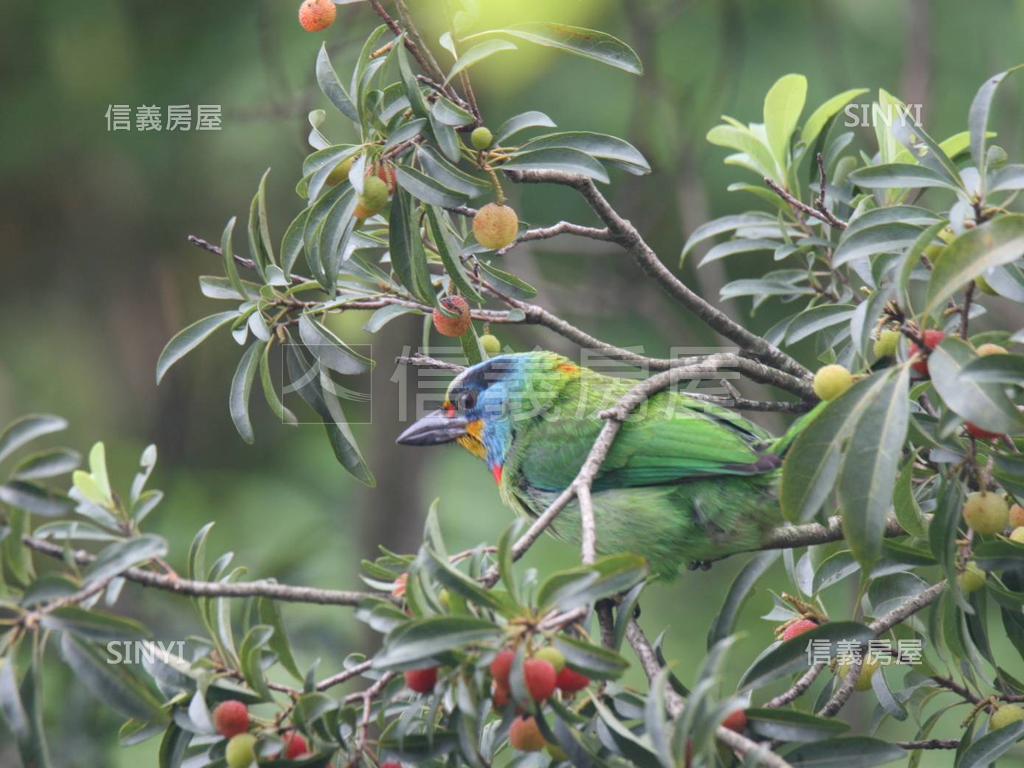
[24,536,378,607]
[504,168,811,381]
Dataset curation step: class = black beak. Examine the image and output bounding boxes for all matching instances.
[396,409,468,446]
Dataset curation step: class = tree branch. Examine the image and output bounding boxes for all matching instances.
[504,168,811,381]
[23,536,379,607]
[764,175,847,231]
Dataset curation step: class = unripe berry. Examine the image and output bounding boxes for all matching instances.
[490,649,515,688]
[975,275,998,296]
[781,618,818,643]
[282,731,310,760]
[326,154,356,187]
[813,364,853,402]
[722,709,748,733]
[534,646,566,673]
[554,666,590,694]
[471,126,493,150]
[473,203,519,250]
[213,700,250,738]
[298,0,336,32]
[873,329,900,359]
[1010,527,1024,544]
[909,330,945,377]
[977,342,1008,357]
[1011,504,1024,529]
[509,716,546,752]
[404,667,438,694]
[523,658,557,702]
[225,733,257,768]
[965,422,1004,442]
[991,703,1024,730]
[958,561,987,593]
[836,655,879,692]
[480,333,501,355]
[432,296,472,337]
[963,492,1009,535]
[361,175,390,211]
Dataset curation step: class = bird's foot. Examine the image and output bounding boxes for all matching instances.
[687,559,713,571]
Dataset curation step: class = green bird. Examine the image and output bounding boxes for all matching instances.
[397,351,809,579]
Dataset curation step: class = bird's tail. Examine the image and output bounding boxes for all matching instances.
[766,401,827,458]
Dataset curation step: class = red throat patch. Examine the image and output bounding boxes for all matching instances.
[492,465,503,485]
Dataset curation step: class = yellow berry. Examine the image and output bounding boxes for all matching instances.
[225,733,257,768]
[473,203,519,250]
[813,364,853,402]
[836,656,879,692]
[963,492,1009,535]
[992,704,1024,730]
[958,561,986,593]
[325,154,357,187]
[1010,527,1024,544]
[976,342,1008,357]
[534,646,566,673]
[480,333,501,355]
[873,329,900,359]
[1010,504,1024,528]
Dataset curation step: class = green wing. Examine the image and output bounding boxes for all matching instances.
[511,374,777,493]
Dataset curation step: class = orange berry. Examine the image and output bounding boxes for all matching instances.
[298,0,336,32]
[432,296,472,337]
[509,716,546,752]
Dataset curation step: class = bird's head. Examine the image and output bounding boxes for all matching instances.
[396,351,581,482]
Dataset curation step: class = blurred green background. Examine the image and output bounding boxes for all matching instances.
[2,0,1024,764]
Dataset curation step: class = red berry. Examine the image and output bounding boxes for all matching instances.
[509,716,546,752]
[404,667,438,694]
[381,764,402,768]
[909,330,945,377]
[282,731,310,759]
[966,423,1004,441]
[375,163,398,193]
[432,296,472,337]
[781,618,818,643]
[492,683,510,709]
[555,666,590,694]
[523,659,557,702]
[297,0,336,32]
[490,650,515,688]
[212,700,250,738]
[722,710,748,732]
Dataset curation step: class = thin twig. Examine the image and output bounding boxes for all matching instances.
[764,176,848,231]
[23,536,379,607]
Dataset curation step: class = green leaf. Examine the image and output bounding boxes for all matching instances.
[11,448,80,481]
[800,88,868,148]
[786,305,856,344]
[426,206,483,303]
[0,414,67,465]
[893,459,927,537]
[929,337,1024,433]
[680,212,778,265]
[553,634,629,681]
[924,214,1024,317]
[219,215,248,297]
[86,535,168,586]
[746,708,849,742]
[708,551,780,648]
[763,74,807,171]
[0,656,52,768]
[239,625,275,701]
[475,260,536,299]
[41,607,147,643]
[889,112,964,190]
[421,548,507,613]
[280,208,310,278]
[848,163,957,190]
[247,168,275,272]
[315,43,357,122]
[445,39,517,83]
[373,616,502,669]
[961,353,1024,385]
[297,315,371,375]
[60,635,166,722]
[536,554,648,612]
[783,736,906,767]
[707,123,778,180]
[388,190,436,304]
[259,342,297,426]
[156,311,238,384]
[467,24,642,75]
[955,721,1024,768]
[395,40,430,117]
[158,722,191,768]
[495,110,556,143]
[838,365,911,568]
[0,481,73,517]
[969,66,1024,189]
[229,341,265,444]
[739,622,874,690]
[395,165,467,207]
[257,598,302,681]
[519,131,650,175]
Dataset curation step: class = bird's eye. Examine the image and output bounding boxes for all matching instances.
[460,390,477,411]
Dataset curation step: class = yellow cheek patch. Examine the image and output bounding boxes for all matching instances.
[456,419,487,460]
